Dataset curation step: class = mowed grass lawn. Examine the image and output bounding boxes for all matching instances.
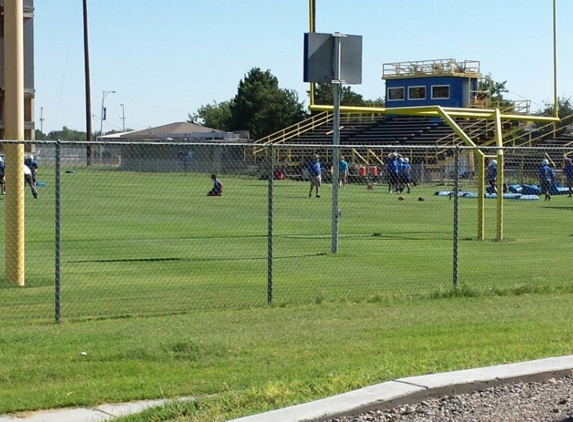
[1,168,573,420]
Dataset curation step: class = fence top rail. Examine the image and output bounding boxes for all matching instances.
[1,139,254,147]
[263,144,573,153]
[3,140,572,153]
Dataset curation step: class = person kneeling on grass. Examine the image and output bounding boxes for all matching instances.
[207,174,223,196]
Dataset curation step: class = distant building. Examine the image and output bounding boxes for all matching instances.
[0,0,35,141]
[113,122,251,173]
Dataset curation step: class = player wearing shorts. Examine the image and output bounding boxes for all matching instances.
[308,155,322,198]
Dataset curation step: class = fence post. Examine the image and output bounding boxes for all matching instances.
[452,146,460,288]
[331,82,341,254]
[55,140,62,323]
[267,144,274,305]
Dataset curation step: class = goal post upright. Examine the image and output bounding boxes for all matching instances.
[308,0,316,107]
[307,0,559,241]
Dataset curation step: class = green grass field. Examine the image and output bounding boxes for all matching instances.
[1,167,573,420]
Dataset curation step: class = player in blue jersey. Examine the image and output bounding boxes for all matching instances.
[400,157,413,193]
[308,155,322,198]
[0,156,38,198]
[386,152,400,193]
[486,159,498,194]
[338,156,349,188]
[24,154,38,187]
[564,158,573,198]
[539,158,556,201]
[207,174,223,196]
[0,156,5,195]
[24,164,38,198]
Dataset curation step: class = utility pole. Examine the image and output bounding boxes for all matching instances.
[83,0,93,165]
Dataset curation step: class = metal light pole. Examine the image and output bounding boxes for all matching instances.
[120,103,125,132]
[99,90,115,163]
[39,107,44,137]
[99,90,116,140]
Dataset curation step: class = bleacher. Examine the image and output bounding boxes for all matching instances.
[536,135,573,167]
[290,117,450,144]
[282,115,499,167]
[347,118,445,144]
[252,109,542,180]
[290,117,386,145]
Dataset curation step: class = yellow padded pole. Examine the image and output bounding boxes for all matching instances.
[494,108,504,242]
[4,0,26,286]
[477,153,485,241]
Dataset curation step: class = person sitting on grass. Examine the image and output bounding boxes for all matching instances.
[207,174,223,196]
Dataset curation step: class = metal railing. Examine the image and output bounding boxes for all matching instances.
[383,58,481,79]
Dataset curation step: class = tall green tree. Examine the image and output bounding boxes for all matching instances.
[188,100,232,131]
[363,97,385,107]
[230,68,308,140]
[46,126,87,142]
[535,97,573,119]
[311,83,366,106]
[533,97,573,133]
[478,75,511,108]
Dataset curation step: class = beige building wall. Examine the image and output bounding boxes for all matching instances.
[0,0,35,143]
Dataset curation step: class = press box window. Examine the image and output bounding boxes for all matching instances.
[432,85,450,99]
[408,86,426,100]
[387,87,405,101]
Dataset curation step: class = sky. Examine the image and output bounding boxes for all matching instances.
[33,0,572,135]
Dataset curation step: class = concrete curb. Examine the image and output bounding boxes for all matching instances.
[2,356,572,422]
[230,355,573,422]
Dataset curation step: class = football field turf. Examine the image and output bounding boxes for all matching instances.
[1,168,573,419]
[1,168,572,323]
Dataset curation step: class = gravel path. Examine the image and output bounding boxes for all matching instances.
[326,376,573,422]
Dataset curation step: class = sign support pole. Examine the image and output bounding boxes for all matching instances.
[331,33,343,253]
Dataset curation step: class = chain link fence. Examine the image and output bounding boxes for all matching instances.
[1,140,572,324]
